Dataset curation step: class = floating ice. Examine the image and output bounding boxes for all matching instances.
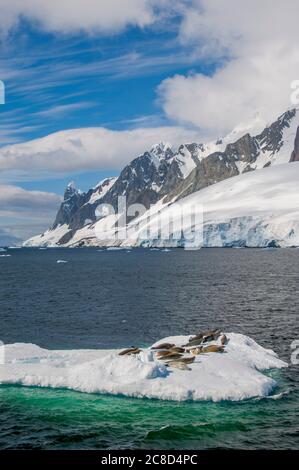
[0,333,288,402]
[106,247,125,251]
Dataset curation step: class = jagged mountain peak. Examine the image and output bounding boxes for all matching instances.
[63,181,82,200]
[164,107,299,202]
[149,142,173,163]
[93,177,115,190]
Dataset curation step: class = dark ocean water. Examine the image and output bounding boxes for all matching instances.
[0,247,298,449]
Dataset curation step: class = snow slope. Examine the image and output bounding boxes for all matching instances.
[87,177,117,205]
[0,333,287,402]
[120,162,299,248]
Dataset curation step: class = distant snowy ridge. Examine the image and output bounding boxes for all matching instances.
[23,108,299,248]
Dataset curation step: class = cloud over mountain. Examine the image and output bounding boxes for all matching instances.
[0,184,61,212]
[0,126,201,180]
[159,0,299,137]
[0,184,62,242]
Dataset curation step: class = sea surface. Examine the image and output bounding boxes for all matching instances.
[0,247,298,449]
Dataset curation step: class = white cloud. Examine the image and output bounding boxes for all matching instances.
[0,0,179,35]
[159,0,299,137]
[0,184,62,241]
[0,184,61,213]
[0,125,201,180]
[0,227,22,245]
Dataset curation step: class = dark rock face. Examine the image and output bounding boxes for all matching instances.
[256,109,296,156]
[52,182,87,229]
[168,109,297,201]
[101,151,166,209]
[53,143,191,236]
[166,152,240,201]
[53,179,114,233]
[100,143,186,210]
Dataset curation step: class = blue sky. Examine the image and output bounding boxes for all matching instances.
[0,14,218,194]
[0,1,296,243]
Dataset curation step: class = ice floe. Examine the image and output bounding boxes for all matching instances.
[0,333,287,402]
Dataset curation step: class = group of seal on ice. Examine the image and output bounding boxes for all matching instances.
[118,329,229,371]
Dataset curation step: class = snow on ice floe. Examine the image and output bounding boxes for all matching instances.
[0,333,287,402]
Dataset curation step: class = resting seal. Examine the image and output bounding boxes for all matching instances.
[184,329,221,347]
[119,347,141,356]
[183,337,203,348]
[201,345,224,354]
[221,334,228,345]
[202,329,221,343]
[151,342,175,350]
[166,361,192,371]
[168,347,185,353]
[190,344,224,355]
[175,356,195,364]
[157,352,183,361]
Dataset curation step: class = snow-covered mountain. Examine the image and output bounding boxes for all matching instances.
[24,108,299,248]
[125,162,299,248]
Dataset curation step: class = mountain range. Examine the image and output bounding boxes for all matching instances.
[24,108,299,248]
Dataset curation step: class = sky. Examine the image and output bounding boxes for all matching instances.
[0,0,298,244]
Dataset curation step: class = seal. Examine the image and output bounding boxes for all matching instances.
[183,329,221,347]
[167,361,191,371]
[200,345,224,354]
[221,334,228,345]
[190,347,202,355]
[189,333,204,342]
[183,337,203,347]
[157,352,183,361]
[190,344,224,354]
[174,356,195,364]
[156,350,183,358]
[202,329,221,343]
[168,347,185,353]
[151,342,175,350]
[118,347,141,356]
